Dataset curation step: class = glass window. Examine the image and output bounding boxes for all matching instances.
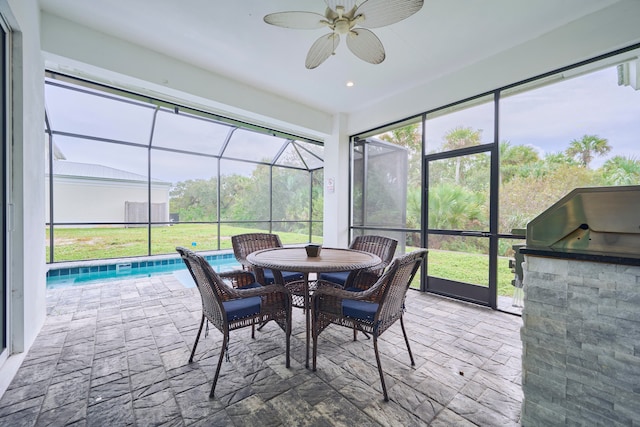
[222,128,288,163]
[275,141,305,168]
[219,160,270,221]
[353,139,409,228]
[45,74,323,262]
[297,141,324,170]
[425,94,495,154]
[499,63,640,233]
[272,168,310,221]
[53,227,149,261]
[152,224,218,255]
[151,109,231,155]
[151,150,218,223]
[51,136,149,224]
[353,120,422,252]
[45,80,155,144]
[428,153,490,232]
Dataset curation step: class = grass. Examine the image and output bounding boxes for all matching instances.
[47,224,320,261]
[426,249,515,297]
[47,225,516,296]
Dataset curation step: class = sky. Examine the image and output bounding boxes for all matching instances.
[424,66,640,169]
[47,62,639,183]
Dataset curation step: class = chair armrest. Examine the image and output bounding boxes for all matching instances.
[219,270,256,288]
[315,276,385,302]
[227,283,292,307]
[312,281,382,316]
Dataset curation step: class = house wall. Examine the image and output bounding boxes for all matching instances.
[0,0,46,396]
[46,178,170,224]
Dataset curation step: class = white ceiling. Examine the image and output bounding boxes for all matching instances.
[39,0,624,117]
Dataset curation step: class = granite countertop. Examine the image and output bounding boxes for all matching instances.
[519,247,640,266]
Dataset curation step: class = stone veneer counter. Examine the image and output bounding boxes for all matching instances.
[519,249,640,426]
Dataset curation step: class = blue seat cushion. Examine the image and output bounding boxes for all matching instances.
[319,271,350,286]
[264,269,304,284]
[238,282,262,290]
[342,299,379,322]
[223,296,261,321]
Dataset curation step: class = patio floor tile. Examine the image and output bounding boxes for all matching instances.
[0,274,523,426]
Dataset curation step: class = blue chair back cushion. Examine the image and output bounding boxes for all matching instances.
[342,299,379,322]
[264,269,304,284]
[319,271,350,286]
[223,296,261,321]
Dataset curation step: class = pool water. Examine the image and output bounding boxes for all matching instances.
[46,254,241,289]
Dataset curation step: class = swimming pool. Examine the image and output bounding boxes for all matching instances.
[46,253,241,289]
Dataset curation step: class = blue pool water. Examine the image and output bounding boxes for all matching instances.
[46,253,241,289]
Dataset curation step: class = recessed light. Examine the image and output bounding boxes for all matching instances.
[346,81,354,87]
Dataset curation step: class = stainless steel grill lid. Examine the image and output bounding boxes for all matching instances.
[526,185,640,258]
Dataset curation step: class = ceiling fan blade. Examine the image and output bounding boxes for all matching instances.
[306,33,340,69]
[264,11,327,29]
[324,0,358,14]
[355,0,424,29]
[346,28,385,64]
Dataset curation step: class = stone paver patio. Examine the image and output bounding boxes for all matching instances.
[0,273,523,426]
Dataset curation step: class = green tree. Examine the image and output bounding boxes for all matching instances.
[601,155,640,185]
[499,164,600,233]
[499,142,540,184]
[169,178,218,221]
[442,127,482,183]
[565,134,611,168]
[379,123,422,187]
[428,183,484,230]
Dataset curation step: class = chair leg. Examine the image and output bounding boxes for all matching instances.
[400,316,415,366]
[286,317,291,369]
[312,331,317,371]
[312,310,318,371]
[189,315,205,363]
[353,326,371,341]
[210,332,229,398]
[373,336,389,402]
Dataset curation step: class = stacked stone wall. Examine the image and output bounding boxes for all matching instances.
[521,255,640,426]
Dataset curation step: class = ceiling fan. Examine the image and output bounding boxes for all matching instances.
[264,0,424,69]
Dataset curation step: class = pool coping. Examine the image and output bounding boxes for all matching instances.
[46,249,236,279]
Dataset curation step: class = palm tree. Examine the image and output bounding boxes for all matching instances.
[499,142,540,184]
[442,126,482,183]
[565,134,611,168]
[428,183,484,230]
[601,155,640,185]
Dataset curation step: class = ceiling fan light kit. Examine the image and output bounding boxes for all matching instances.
[264,0,424,69]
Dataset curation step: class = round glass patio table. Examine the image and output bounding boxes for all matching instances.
[247,247,381,368]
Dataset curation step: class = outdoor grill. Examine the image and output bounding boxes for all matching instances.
[520,185,640,426]
[525,185,640,259]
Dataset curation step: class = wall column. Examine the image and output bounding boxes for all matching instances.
[322,113,350,247]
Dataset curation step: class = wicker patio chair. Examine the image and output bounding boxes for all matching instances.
[318,235,398,290]
[312,249,427,401]
[232,233,304,285]
[176,246,292,398]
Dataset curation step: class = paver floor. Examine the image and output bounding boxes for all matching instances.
[0,273,523,426]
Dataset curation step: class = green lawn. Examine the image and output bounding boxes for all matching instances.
[47,224,320,261]
[47,225,515,296]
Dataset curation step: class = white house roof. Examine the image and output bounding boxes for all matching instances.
[49,160,171,186]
